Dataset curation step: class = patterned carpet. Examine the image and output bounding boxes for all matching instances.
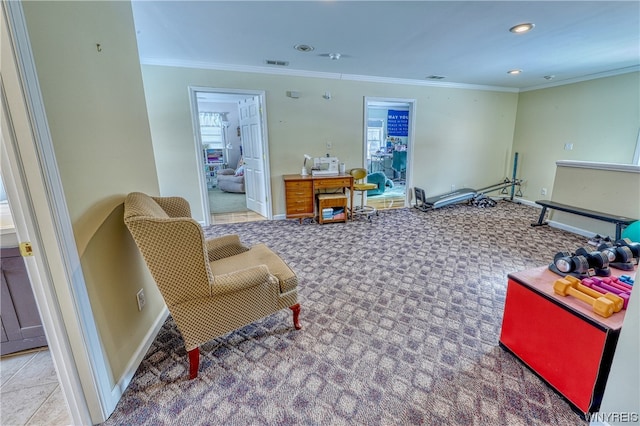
[104,201,590,425]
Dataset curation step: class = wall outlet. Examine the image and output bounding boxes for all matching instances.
[451,184,456,192]
[564,143,574,151]
[136,289,146,311]
[326,141,332,150]
[541,188,547,196]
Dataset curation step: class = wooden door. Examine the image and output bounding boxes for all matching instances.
[1,247,47,355]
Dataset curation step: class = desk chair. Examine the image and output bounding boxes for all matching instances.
[349,168,378,221]
[392,151,407,184]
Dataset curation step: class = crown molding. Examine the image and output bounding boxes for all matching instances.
[520,66,640,92]
[139,57,519,93]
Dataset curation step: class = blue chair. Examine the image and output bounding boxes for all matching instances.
[366,172,394,196]
[392,151,407,183]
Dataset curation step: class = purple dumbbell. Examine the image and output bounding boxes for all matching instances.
[583,278,630,309]
[603,277,633,292]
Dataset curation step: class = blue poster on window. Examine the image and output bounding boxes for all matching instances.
[387,110,409,137]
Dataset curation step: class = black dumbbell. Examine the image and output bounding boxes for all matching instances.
[597,242,635,271]
[574,247,611,277]
[550,251,591,277]
[615,238,640,260]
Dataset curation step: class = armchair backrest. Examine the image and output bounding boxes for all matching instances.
[123,192,213,306]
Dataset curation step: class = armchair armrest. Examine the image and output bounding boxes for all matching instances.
[206,234,250,261]
[211,265,276,296]
[152,196,192,218]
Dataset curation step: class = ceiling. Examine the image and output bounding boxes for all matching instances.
[131,1,640,91]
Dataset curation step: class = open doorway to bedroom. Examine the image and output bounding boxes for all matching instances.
[364,98,415,210]
[190,89,271,225]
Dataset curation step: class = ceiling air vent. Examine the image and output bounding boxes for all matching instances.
[426,75,446,80]
[266,59,289,66]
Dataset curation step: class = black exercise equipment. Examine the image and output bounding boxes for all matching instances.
[414,153,522,211]
[531,201,637,240]
[414,179,521,211]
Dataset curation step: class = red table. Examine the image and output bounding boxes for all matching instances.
[499,265,632,416]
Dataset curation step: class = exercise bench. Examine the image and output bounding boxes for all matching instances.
[531,199,637,240]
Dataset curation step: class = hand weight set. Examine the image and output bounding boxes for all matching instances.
[550,248,610,278]
[553,274,633,318]
[549,238,639,279]
[596,238,640,271]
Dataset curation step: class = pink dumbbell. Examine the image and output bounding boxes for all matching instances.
[607,276,633,291]
[595,277,632,295]
[582,278,630,309]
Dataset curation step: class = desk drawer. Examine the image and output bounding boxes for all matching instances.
[286,198,313,215]
[314,177,351,189]
[285,179,313,217]
[285,180,313,193]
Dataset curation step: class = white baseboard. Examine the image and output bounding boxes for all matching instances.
[514,198,538,208]
[510,198,595,238]
[546,220,594,238]
[110,307,169,401]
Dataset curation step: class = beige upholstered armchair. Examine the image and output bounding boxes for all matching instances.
[123,192,301,379]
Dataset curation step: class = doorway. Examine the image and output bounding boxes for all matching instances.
[189,89,272,226]
[363,98,416,209]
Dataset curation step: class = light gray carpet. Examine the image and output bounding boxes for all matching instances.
[208,187,247,214]
[104,202,589,425]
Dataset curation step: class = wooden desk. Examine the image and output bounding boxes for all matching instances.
[283,174,354,223]
[499,265,632,417]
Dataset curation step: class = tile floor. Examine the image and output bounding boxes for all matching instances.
[211,210,267,224]
[0,348,71,425]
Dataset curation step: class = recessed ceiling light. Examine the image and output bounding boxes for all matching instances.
[426,75,446,80]
[509,23,535,34]
[328,53,341,60]
[507,69,523,75]
[294,44,314,52]
[544,75,555,80]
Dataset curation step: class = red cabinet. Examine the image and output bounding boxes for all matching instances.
[499,266,629,416]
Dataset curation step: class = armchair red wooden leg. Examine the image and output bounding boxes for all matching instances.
[289,303,302,330]
[188,348,199,379]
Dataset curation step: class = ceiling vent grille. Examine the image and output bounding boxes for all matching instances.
[266,59,289,66]
[426,75,446,80]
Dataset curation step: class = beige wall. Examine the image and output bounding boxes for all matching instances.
[23,1,165,384]
[550,163,640,237]
[142,65,519,221]
[512,73,640,202]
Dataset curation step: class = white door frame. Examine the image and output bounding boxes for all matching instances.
[363,97,417,207]
[3,2,113,423]
[188,87,272,225]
